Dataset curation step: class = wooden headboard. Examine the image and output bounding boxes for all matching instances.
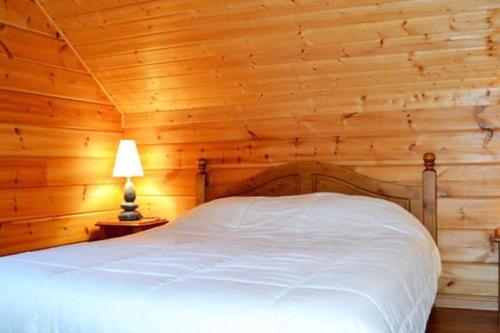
[195,153,437,242]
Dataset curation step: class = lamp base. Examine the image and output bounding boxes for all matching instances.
[118,210,142,221]
[118,178,142,221]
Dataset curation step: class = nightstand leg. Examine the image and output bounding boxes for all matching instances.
[498,242,500,324]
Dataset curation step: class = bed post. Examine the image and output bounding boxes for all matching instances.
[422,153,437,243]
[196,158,208,205]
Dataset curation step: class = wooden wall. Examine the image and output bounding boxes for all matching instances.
[0,0,122,255]
[38,0,500,310]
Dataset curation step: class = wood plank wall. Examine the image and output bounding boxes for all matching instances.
[39,0,500,310]
[0,0,123,255]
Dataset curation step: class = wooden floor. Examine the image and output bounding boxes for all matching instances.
[426,308,499,333]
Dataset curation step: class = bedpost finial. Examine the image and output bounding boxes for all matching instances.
[198,158,207,174]
[423,152,435,171]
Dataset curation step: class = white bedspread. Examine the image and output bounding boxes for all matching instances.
[0,193,440,333]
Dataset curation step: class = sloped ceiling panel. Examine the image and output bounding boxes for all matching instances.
[38,0,500,116]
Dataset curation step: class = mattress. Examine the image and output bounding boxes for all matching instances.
[0,192,441,333]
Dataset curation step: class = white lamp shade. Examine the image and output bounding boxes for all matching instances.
[113,140,144,178]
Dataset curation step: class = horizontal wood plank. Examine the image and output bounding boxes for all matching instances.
[0,57,111,104]
[134,131,500,169]
[0,90,121,131]
[0,0,58,36]
[64,8,491,47]
[439,229,497,263]
[439,198,500,229]
[0,124,121,158]
[0,158,47,188]
[439,262,497,297]
[96,47,493,82]
[136,195,196,221]
[0,184,122,222]
[435,294,498,311]
[125,107,499,144]
[118,85,500,113]
[0,210,119,256]
[56,0,500,34]
[0,24,85,71]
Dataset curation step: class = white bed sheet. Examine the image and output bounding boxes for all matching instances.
[0,193,440,333]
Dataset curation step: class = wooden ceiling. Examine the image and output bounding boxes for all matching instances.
[38,0,500,116]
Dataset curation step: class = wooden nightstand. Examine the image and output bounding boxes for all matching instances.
[96,218,168,239]
[494,228,500,322]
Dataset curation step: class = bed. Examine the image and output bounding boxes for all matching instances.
[0,153,440,333]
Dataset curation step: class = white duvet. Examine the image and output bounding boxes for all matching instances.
[0,193,440,333]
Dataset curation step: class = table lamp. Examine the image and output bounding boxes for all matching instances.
[113,139,144,221]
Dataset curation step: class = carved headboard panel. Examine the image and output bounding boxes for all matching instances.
[313,175,413,211]
[195,154,437,242]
